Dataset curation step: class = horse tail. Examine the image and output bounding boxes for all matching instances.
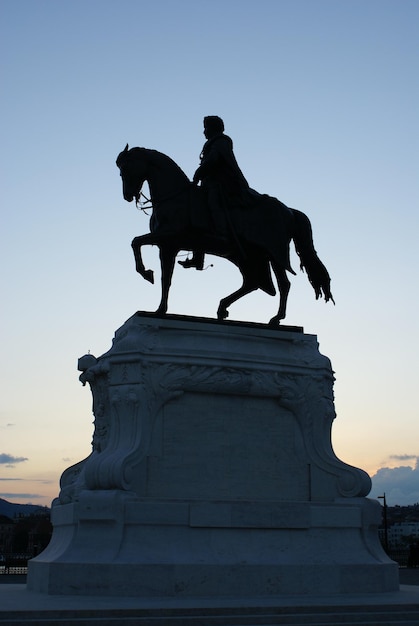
[291,209,335,304]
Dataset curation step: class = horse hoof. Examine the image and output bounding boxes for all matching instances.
[144,269,154,284]
[268,317,281,327]
[217,307,229,321]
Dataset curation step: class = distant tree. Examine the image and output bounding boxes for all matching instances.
[401,534,419,547]
[12,528,29,553]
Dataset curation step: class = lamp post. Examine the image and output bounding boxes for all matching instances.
[378,493,389,552]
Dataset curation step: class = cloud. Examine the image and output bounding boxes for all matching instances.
[390,454,418,461]
[0,493,42,499]
[370,458,419,506]
[0,478,53,484]
[0,453,28,465]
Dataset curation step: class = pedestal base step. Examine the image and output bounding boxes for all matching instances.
[1,593,419,626]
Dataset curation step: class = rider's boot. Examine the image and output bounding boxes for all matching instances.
[178,251,204,270]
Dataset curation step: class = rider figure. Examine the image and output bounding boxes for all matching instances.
[179,116,250,270]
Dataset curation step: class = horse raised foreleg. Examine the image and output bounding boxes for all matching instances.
[131,235,155,284]
[156,246,177,315]
[268,264,290,327]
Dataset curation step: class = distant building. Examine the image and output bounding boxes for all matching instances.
[386,522,419,547]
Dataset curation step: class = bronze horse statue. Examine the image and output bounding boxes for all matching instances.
[116,144,334,325]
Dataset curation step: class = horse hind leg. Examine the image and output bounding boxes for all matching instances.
[217,278,258,321]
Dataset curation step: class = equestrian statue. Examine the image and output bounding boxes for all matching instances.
[116,116,334,326]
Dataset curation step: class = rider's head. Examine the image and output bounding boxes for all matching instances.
[203,116,224,139]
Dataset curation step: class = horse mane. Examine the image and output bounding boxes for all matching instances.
[130,147,191,185]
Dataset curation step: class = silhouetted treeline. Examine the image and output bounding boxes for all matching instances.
[0,511,52,558]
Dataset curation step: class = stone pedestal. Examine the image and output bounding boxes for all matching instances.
[27,313,398,597]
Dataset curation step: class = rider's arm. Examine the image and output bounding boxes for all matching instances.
[193,138,224,184]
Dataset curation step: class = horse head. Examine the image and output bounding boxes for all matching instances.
[116,144,147,204]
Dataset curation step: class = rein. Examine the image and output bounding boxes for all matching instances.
[135,184,193,213]
[136,191,153,213]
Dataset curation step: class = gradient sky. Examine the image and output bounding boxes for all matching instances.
[1,0,418,507]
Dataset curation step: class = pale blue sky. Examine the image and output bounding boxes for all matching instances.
[1,0,418,506]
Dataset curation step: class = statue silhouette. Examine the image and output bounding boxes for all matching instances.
[116,119,334,325]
